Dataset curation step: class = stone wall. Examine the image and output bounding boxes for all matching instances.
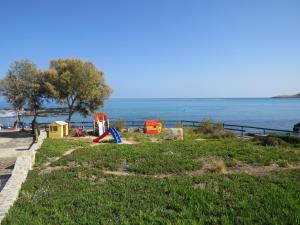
[0,130,47,222]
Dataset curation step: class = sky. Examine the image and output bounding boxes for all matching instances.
[0,0,299,98]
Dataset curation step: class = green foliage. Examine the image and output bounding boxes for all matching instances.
[270,134,300,145]
[196,119,233,139]
[34,139,87,166]
[0,60,56,130]
[111,118,126,131]
[276,159,288,167]
[67,129,77,137]
[253,136,284,146]
[51,138,300,173]
[121,130,168,142]
[0,63,26,111]
[253,134,300,148]
[53,142,201,174]
[48,59,112,122]
[157,118,165,129]
[3,168,300,225]
[2,138,300,224]
[197,119,216,133]
[0,61,36,116]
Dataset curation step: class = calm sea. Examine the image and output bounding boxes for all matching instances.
[0,97,299,130]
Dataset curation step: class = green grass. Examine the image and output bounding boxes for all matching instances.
[52,138,300,174]
[121,130,169,142]
[3,168,300,225]
[2,137,300,224]
[34,139,88,166]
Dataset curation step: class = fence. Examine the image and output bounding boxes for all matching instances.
[38,120,299,137]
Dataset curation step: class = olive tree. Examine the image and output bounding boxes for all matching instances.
[0,60,50,139]
[49,58,112,123]
[0,66,26,128]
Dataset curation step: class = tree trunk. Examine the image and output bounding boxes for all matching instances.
[13,111,20,129]
[32,110,39,142]
[67,110,74,126]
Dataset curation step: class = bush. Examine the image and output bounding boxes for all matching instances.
[192,119,235,139]
[211,160,227,173]
[111,118,126,131]
[68,129,77,137]
[197,119,214,134]
[209,132,236,139]
[276,159,288,167]
[270,134,300,145]
[253,136,284,147]
[197,119,224,134]
[157,119,165,129]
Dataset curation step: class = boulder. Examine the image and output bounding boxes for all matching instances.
[164,128,184,140]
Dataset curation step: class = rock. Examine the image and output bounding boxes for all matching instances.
[164,128,183,140]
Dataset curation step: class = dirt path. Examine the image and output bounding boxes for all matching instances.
[41,146,83,168]
[100,162,300,178]
[38,160,300,177]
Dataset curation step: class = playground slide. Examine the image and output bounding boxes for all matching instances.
[108,128,122,143]
[92,128,122,143]
[93,130,109,142]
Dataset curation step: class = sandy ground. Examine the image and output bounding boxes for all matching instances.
[0,130,33,158]
[0,130,33,191]
[66,134,139,145]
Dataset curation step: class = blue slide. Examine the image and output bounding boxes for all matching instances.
[108,128,122,143]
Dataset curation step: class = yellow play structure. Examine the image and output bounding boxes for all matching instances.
[48,121,68,138]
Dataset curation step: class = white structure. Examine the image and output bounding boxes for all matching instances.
[97,120,106,136]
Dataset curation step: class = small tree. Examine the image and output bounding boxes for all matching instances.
[0,60,50,139]
[22,68,50,138]
[112,118,126,131]
[49,59,112,123]
[0,69,26,128]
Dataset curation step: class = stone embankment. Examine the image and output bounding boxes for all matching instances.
[0,131,47,222]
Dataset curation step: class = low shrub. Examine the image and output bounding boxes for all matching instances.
[68,129,77,137]
[197,119,224,135]
[212,160,227,173]
[208,132,236,139]
[276,159,288,167]
[157,118,165,129]
[111,118,126,131]
[253,136,284,147]
[225,158,238,167]
[195,119,235,139]
[270,134,300,145]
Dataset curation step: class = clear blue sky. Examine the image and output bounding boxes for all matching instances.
[0,0,299,98]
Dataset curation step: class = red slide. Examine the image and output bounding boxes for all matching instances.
[93,130,109,142]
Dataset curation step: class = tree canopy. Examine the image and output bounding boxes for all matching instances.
[48,58,112,122]
[0,60,43,128]
[0,58,112,128]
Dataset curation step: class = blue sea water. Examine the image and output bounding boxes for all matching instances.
[0,97,299,130]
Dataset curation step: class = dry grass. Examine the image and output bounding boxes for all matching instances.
[212,160,227,173]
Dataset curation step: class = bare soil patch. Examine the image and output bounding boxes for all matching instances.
[100,162,300,178]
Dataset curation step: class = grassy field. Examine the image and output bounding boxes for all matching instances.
[2,130,300,225]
